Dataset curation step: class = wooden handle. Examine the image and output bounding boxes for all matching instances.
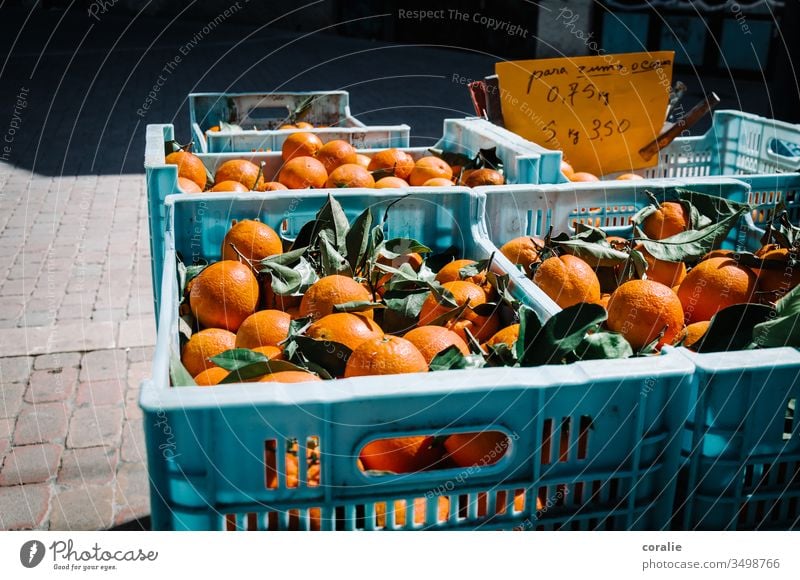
[639,92,721,161]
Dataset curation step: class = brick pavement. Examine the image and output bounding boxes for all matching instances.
[0,165,154,530]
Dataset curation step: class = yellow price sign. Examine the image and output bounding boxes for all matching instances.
[495,51,674,176]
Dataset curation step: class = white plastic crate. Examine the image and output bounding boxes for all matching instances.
[140,188,693,531]
[189,91,410,153]
[477,178,800,530]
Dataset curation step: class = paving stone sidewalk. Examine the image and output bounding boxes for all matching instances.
[0,165,154,530]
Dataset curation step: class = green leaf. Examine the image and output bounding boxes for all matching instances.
[169,349,196,387]
[427,281,459,309]
[292,335,352,377]
[516,305,544,364]
[332,300,385,314]
[218,359,312,384]
[573,332,633,360]
[551,235,632,268]
[573,222,608,243]
[320,232,353,276]
[383,290,430,320]
[291,219,326,251]
[429,345,486,371]
[259,246,308,268]
[210,348,270,371]
[519,303,607,366]
[425,247,461,273]
[378,238,432,260]
[639,209,746,262]
[316,194,350,252]
[693,303,773,352]
[261,262,302,295]
[345,208,373,273]
[776,282,800,318]
[676,188,750,225]
[630,203,659,229]
[751,293,800,349]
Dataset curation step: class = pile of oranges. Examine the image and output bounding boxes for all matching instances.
[166,133,506,194]
[177,198,528,487]
[499,198,799,352]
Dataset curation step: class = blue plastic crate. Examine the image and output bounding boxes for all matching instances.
[477,177,800,530]
[601,110,800,179]
[140,188,693,530]
[145,119,566,317]
[189,91,410,153]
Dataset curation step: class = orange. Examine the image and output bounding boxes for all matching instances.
[463,168,505,187]
[444,432,510,467]
[258,370,321,383]
[278,156,328,189]
[607,279,684,350]
[295,121,314,129]
[677,257,757,323]
[422,177,453,187]
[221,219,283,264]
[374,176,409,188]
[189,261,260,331]
[252,345,284,360]
[281,132,323,162]
[642,201,688,240]
[499,236,544,276]
[418,280,499,342]
[278,124,296,130]
[210,180,248,192]
[756,247,800,303]
[316,139,357,173]
[570,172,599,182]
[165,150,207,189]
[325,163,375,188]
[181,328,236,378]
[306,313,384,351]
[344,336,428,378]
[484,324,519,349]
[375,496,450,527]
[355,154,372,169]
[408,156,453,186]
[560,160,575,179]
[235,309,291,349]
[208,125,220,132]
[636,245,687,287]
[178,177,202,193]
[214,159,264,190]
[404,326,469,364]
[299,275,373,320]
[598,292,612,309]
[434,259,485,286]
[193,366,229,386]
[368,148,415,180]
[359,435,442,473]
[533,254,601,308]
[257,181,288,191]
[616,173,643,180]
[677,320,710,351]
